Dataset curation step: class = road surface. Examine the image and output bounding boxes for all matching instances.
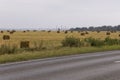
[0,50,120,80]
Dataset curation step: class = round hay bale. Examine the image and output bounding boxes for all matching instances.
[3,35,10,40]
[106,32,111,35]
[81,33,85,36]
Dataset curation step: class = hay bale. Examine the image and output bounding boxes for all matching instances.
[3,35,10,40]
[1,31,3,33]
[64,30,68,34]
[20,41,30,48]
[23,31,26,33]
[7,30,10,32]
[9,31,15,34]
[81,33,85,36]
[97,31,100,33]
[48,30,51,33]
[71,31,73,33]
[119,34,120,37]
[12,30,16,32]
[10,30,15,34]
[85,31,89,34]
[10,31,14,34]
[57,31,60,33]
[106,32,111,35]
[33,30,37,32]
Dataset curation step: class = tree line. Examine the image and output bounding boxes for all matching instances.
[70,25,120,31]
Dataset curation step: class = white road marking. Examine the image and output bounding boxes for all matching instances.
[114,61,120,63]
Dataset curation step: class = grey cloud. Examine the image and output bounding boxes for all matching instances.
[0,0,120,29]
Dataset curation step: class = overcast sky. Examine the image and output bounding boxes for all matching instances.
[0,0,120,29]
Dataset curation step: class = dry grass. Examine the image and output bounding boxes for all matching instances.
[1,45,120,64]
[0,31,120,48]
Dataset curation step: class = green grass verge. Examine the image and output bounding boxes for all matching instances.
[0,45,120,64]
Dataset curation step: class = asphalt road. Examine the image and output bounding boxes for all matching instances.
[0,50,120,80]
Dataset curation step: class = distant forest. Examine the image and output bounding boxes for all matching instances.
[70,25,120,31]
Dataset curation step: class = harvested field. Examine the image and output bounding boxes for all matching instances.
[0,31,120,48]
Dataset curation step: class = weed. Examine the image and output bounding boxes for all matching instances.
[61,36,81,47]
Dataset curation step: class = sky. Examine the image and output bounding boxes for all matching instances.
[0,0,120,30]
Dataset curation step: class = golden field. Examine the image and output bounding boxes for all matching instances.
[1,30,120,63]
[0,30,120,48]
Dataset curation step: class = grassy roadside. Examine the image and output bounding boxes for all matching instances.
[0,45,120,64]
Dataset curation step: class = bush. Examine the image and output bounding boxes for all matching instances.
[78,31,80,33]
[110,31,116,33]
[20,41,30,48]
[61,36,81,47]
[33,41,45,50]
[104,37,120,45]
[84,37,104,47]
[0,44,18,55]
